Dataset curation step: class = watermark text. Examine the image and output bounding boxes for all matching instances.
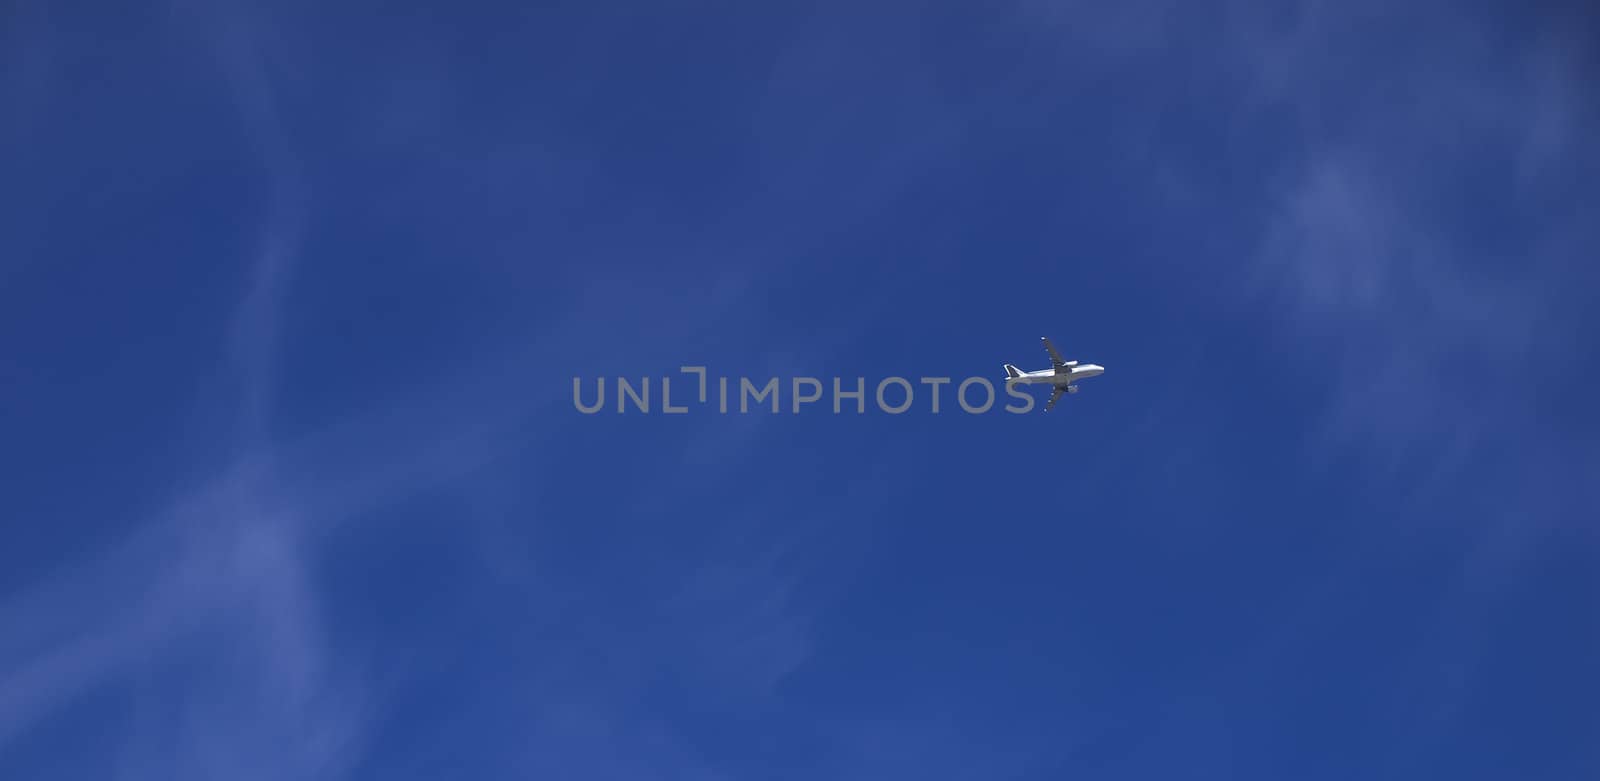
[573,366,1038,415]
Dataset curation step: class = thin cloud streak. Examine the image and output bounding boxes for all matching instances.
[1218,3,1598,759]
[0,339,566,756]
[8,6,354,771]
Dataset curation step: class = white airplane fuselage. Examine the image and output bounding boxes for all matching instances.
[1006,364,1104,387]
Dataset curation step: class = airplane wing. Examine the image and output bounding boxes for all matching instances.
[1041,337,1067,367]
[1045,386,1065,411]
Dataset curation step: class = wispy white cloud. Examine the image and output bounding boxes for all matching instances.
[1007,0,1596,498]
[0,346,565,775]
[1206,3,1599,758]
[988,3,1597,769]
[6,5,346,774]
[1236,6,1597,488]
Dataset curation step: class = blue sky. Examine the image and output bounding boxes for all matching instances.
[2,1,1597,778]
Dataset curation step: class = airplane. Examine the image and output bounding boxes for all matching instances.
[1003,337,1105,411]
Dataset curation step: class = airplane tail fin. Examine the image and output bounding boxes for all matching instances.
[1003,364,1023,380]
